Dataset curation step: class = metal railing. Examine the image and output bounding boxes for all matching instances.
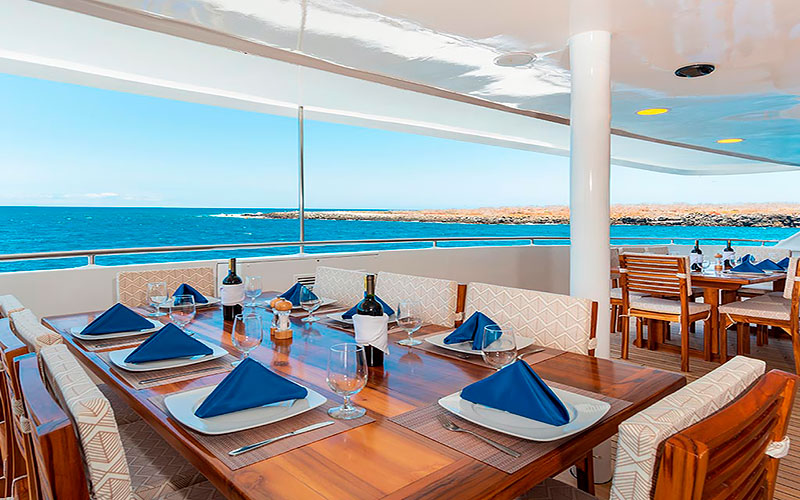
[0,235,781,267]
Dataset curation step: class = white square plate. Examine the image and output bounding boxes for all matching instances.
[164,383,326,435]
[107,339,229,372]
[424,332,535,355]
[69,318,163,340]
[438,387,610,442]
[325,312,397,325]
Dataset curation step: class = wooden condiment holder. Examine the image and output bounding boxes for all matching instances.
[273,299,293,340]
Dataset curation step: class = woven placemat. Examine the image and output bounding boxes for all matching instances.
[150,392,374,470]
[318,318,407,336]
[389,381,631,474]
[409,332,563,368]
[96,351,237,389]
[74,333,152,352]
[290,305,348,319]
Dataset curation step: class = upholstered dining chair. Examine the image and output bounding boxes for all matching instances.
[522,356,795,500]
[464,282,597,355]
[18,344,223,500]
[719,257,800,374]
[619,253,711,372]
[313,266,368,306]
[735,246,792,299]
[376,271,462,327]
[0,296,24,319]
[116,266,216,308]
[0,320,28,499]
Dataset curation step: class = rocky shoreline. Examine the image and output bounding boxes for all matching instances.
[214,204,800,227]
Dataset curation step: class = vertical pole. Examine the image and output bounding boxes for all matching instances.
[298,106,306,254]
[569,29,612,484]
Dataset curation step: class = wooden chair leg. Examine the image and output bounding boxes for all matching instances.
[664,322,672,341]
[689,321,696,334]
[791,328,800,375]
[719,318,728,363]
[680,316,690,372]
[758,325,768,346]
[648,320,659,351]
[635,318,644,348]
[621,315,630,359]
[575,451,595,495]
[610,305,618,334]
[736,323,751,355]
[703,317,712,362]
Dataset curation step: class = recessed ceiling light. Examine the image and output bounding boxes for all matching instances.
[636,108,669,116]
[493,52,536,67]
[675,63,715,78]
[716,138,744,144]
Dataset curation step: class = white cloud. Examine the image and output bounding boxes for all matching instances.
[63,192,120,199]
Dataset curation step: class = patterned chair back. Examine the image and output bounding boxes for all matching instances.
[783,256,799,300]
[0,294,24,317]
[313,267,368,307]
[375,271,460,327]
[9,309,62,352]
[116,267,216,308]
[464,282,597,355]
[610,356,766,500]
[736,245,791,264]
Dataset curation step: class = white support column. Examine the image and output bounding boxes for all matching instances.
[569,29,613,484]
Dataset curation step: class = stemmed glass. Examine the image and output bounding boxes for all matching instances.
[701,260,711,273]
[480,325,518,370]
[169,295,196,335]
[232,313,263,366]
[396,301,423,346]
[244,275,263,307]
[146,281,168,317]
[300,286,322,323]
[326,343,368,420]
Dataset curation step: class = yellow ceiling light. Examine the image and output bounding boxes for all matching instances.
[636,108,669,116]
[716,138,744,144]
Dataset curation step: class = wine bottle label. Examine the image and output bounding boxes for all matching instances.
[220,283,245,306]
[722,250,735,262]
[690,253,703,265]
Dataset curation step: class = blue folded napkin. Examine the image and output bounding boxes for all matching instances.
[173,283,208,304]
[755,259,783,272]
[124,323,212,364]
[81,303,153,335]
[778,257,790,269]
[443,311,499,350]
[341,294,396,320]
[730,260,764,274]
[194,357,308,418]
[461,359,570,426]
[740,253,753,263]
[279,282,317,307]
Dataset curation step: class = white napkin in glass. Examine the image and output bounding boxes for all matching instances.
[353,314,389,354]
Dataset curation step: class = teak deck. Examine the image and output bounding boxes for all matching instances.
[43,302,685,500]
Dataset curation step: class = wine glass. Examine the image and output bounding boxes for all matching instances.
[146,281,168,317]
[480,325,518,370]
[169,295,196,335]
[244,275,263,307]
[326,343,368,420]
[232,313,263,366]
[396,301,423,346]
[701,260,711,273]
[300,286,321,323]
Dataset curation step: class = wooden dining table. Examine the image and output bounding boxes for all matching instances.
[43,299,686,500]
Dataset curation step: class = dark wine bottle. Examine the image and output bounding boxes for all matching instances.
[722,240,735,269]
[221,258,244,321]
[356,274,384,367]
[690,240,703,272]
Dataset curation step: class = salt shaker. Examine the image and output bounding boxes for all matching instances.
[273,299,293,340]
[714,253,723,274]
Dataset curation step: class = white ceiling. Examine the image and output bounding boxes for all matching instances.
[4,0,799,174]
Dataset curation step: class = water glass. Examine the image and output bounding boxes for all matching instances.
[480,325,518,370]
[232,313,263,365]
[244,275,263,307]
[326,343,368,420]
[396,301,423,346]
[701,259,711,273]
[146,281,168,317]
[300,286,322,323]
[169,295,196,334]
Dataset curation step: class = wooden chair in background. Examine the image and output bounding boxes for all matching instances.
[619,253,711,372]
[0,320,29,499]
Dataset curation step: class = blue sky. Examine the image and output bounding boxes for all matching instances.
[1,72,798,209]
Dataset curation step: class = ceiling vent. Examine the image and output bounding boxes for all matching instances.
[494,52,536,67]
[675,63,715,78]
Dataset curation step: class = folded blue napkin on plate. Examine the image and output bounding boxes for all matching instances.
[443,311,499,350]
[778,257,790,269]
[341,294,396,320]
[81,303,153,335]
[124,323,212,364]
[194,357,308,418]
[730,260,764,274]
[461,359,570,426]
[173,283,208,304]
[279,282,317,307]
[755,259,783,272]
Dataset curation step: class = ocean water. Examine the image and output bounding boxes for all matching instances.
[0,206,795,273]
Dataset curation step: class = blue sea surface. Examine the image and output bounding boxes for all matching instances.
[0,206,795,273]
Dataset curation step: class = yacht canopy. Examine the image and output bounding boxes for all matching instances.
[2,0,799,175]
